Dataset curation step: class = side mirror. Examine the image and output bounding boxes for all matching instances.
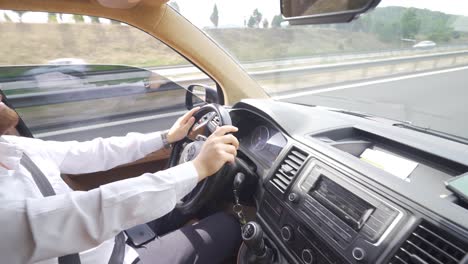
[185,84,219,110]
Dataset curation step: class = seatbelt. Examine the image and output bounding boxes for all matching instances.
[20,152,82,264]
[0,137,126,264]
[21,154,58,197]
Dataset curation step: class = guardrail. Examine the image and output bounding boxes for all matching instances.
[150,44,468,74]
[2,48,468,108]
[251,50,468,79]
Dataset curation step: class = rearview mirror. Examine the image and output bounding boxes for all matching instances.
[185,84,218,110]
[281,0,381,25]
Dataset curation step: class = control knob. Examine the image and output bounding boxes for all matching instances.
[352,247,366,261]
[288,192,299,203]
[301,249,314,264]
[281,225,294,242]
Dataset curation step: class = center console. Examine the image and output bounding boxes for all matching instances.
[259,147,405,264]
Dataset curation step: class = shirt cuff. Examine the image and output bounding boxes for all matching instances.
[139,132,164,155]
[162,161,199,199]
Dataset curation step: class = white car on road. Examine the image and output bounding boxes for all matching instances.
[413,40,437,49]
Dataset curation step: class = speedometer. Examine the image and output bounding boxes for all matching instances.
[251,125,270,151]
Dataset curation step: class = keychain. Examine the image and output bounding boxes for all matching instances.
[233,190,247,225]
[232,173,247,226]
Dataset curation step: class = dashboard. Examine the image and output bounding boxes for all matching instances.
[230,100,468,264]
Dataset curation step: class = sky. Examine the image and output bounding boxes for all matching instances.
[1,0,468,26]
[172,0,468,28]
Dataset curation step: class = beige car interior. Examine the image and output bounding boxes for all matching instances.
[0,0,267,190]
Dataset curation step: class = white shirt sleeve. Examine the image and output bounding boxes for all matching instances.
[0,162,198,264]
[0,133,200,263]
[45,132,166,174]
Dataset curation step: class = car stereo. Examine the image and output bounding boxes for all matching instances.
[261,159,403,263]
[298,164,400,246]
[308,176,374,231]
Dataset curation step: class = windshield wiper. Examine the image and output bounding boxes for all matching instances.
[393,123,468,145]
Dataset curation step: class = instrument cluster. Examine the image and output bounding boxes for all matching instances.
[231,109,287,167]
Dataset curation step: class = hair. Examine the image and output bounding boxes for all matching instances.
[0,106,19,135]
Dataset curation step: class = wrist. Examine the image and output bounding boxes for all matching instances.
[160,130,172,149]
[166,130,178,144]
[192,159,208,181]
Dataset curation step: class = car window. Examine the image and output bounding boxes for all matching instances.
[174,0,468,141]
[0,11,216,141]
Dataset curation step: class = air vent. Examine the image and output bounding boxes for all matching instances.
[270,147,308,192]
[389,221,468,264]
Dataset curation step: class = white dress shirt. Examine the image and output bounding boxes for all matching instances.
[0,132,199,264]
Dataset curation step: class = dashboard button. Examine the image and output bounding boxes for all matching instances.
[288,192,299,203]
[352,247,366,261]
[301,249,314,264]
[281,225,294,242]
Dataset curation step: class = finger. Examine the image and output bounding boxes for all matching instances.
[219,134,240,149]
[221,145,237,156]
[221,152,236,164]
[183,117,196,129]
[181,107,200,124]
[213,125,238,136]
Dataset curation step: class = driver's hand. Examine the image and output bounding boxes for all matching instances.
[167,107,200,143]
[193,126,239,181]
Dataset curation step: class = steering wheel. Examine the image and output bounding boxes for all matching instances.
[168,104,236,215]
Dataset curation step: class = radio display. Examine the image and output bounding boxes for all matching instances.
[309,176,374,230]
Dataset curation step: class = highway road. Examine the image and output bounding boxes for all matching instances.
[36,65,468,142]
[278,65,468,141]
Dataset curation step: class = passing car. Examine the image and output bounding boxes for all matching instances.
[412,40,437,49]
[1,0,468,264]
[47,58,87,65]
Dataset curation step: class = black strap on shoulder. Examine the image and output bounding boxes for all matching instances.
[21,154,56,197]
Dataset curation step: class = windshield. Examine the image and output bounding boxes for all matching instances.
[173,0,468,141]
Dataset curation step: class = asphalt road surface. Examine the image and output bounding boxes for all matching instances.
[38,65,468,142]
[279,65,468,141]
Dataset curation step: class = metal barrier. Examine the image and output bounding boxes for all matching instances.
[2,47,468,108]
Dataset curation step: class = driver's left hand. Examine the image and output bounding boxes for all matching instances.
[167,107,200,143]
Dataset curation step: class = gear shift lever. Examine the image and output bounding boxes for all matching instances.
[242,222,274,264]
[242,222,266,256]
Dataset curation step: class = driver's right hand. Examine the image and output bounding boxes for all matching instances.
[192,125,239,181]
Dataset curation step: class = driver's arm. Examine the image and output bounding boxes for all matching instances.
[0,126,239,264]
[55,132,167,174]
[5,108,200,175]
[1,162,198,263]
[5,131,165,174]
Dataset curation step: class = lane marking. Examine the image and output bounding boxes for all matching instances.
[273,65,468,100]
[35,110,186,138]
